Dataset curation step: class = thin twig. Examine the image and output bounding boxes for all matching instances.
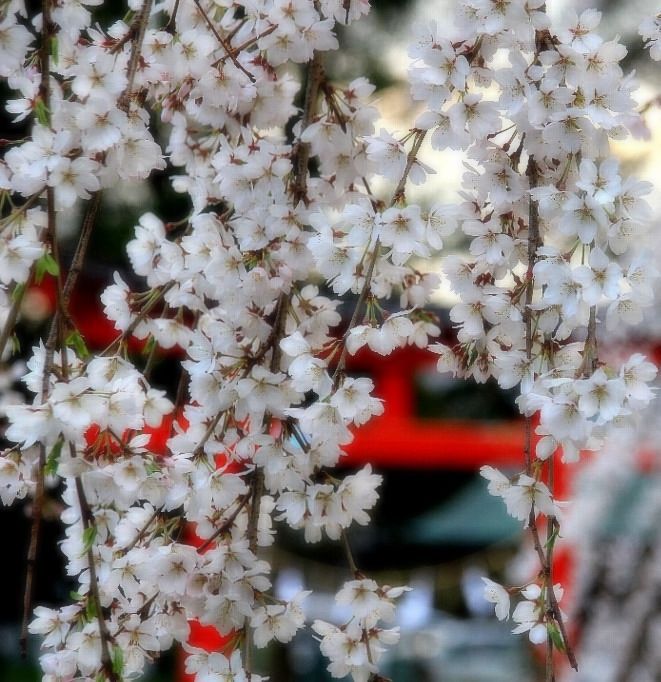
[120,507,161,554]
[213,24,277,67]
[524,156,579,675]
[119,0,154,111]
[191,411,225,459]
[341,529,360,577]
[528,510,579,671]
[191,0,256,82]
[196,493,251,553]
[165,0,180,32]
[20,187,61,655]
[546,464,556,681]
[0,192,41,234]
[243,293,289,675]
[292,52,324,204]
[56,312,118,680]
[62,191,102,307]
[286,417,310,453]
[331,237,380,384]
[21,15,105,652]
[331,129,428,383]
[246,293,289,554]
[390,129,426,206]
[20,441,46,658]
[74,472,118,681]
[524,157,539,476]
[0,278,28,359]
[101,282,175,355]
[19,3,57,632]
[577,306,598,378]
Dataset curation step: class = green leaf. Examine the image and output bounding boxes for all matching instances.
[547,621,566,652]
[142,334,157,356]
[545,527,560,551]
[86,596,97,621]
[34,97,50,126]
[112,646,124,675]
[145,460,160,475]
[69,590,84,601]
[82,525,97,553]
[45,438,64,477]
[50,36,58,64]
[35,253,59,283]
[66,330,90,358]
[11,282,26,303]
[43,253,60,276]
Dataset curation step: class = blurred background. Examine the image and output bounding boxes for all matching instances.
[1,0,660,680]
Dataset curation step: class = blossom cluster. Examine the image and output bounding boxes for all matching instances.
[0,0,423,680]
[312,579,408,682]
[417,6,658,461]
[483,577,565,645]
[640,12,661,61]
[0,0,658,680]
[399,0,658,659]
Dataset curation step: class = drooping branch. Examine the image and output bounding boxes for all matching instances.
[119,0,154,111]
[332,129,428,383]
[191,0,256,82]
[292,52,325,205]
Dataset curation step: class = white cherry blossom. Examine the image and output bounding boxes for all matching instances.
[0,2,657,680]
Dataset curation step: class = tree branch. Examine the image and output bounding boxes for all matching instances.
[191,0,256,82]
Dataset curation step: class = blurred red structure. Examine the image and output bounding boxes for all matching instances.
[32,275,582,675]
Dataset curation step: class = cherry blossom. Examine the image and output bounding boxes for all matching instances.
[0,1,657,680]
[481,577,511,621]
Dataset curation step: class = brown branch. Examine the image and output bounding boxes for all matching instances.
[213,24,277,68]
[21,13,104,649]
[0,277,29,359]
[341,528,360,577]
[0,192,41,235]
[545,464,556,681]
[20,441,47,658]
[165,0,180,33]
[242,293,289,675]
[191,0,256,82]
[98,282,176,358]
[120,506,161,554]
[187,296,288,462]
[529,509,579,672]
[524,157,539,476]
[74,471,118,681]
[331,129,428,383]
[21,188,58,655]
[268,292,289,375]
[577,306,598,378]
[37,0,53,116]
[62,191,102,307]
[331,237,380,384]
[58,333,117,680]
[292,52,325,205]
[246,293,289,555]
[286,417,310,453]
[191,411,225,459]
[390,129,426,206]
[19,188,58,659]
[118,0,154,111]
[639,94,661,115]
[196,493,251,553]
[523,156,579,675]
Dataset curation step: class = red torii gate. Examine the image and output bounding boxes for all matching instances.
[32,275,577,678]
